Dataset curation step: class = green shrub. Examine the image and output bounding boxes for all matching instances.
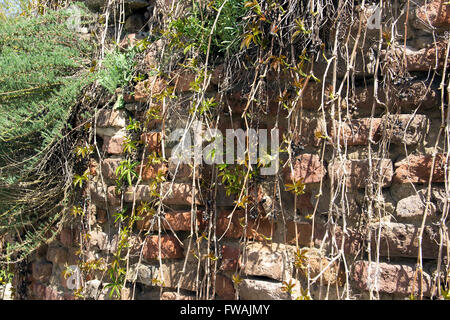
[97,49,136,94]
[169,0,249,56]
[0,5,95,262]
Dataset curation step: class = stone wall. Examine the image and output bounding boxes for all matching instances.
[13,0,449,300]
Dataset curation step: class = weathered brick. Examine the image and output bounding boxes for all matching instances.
[351,81,439,111]
[296,192,314,216]
[216,210,273,241]
[143,40,163,72]
[294,82,327,110]
[330,118,382,146]
[303,249,345,286]
[128,261,199,292]
[370,222,440,259]
[285,222,313,246]
[168,159,199,181]
[140,132,161,153]
[215,274,235,300]
[31,281,46,299]
[88,230,108,251]
[238,278,291,300]
[121,183,201,205]
[313,224,365,256]
[89,158,98,177]
[296,118,324,147]
[171,70,196,92]
[328,158,393,189]
[220,245,240,271]
[137,211,200,232]
[160,182,202,205]
[96,109,127,128]
[393,154,446,184]
[396,192,437,220]
[107,185,120,206]
[351,260,432,296]
[32,260,53,283]
[136,161,167,181]
[89,181,107,206]
[241,242,295,281]
[46,246,68,265]
[415,0,450,30]
[284,154,325,184]
[397,41,449,72]
[161,292,196,300]
[44,285,64,300]
[143,235,184,260]
[60,227,77,247]
[101,158,121,180]
[134,76,167,102]
[381,114,428,145]
[102,134,125,155]
[119,33,144,49]
[97,209,108,224]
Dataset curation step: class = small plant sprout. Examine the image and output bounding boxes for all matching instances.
[73,170,89,188]
[285,178,306,195]
[281,279,296,295]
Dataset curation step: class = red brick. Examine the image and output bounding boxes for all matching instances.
[60,227,77,247]
[398,41,449,72]
[119,183,201,205]
[286,222,313,246]
[140,132,161,153]
[328,158,393,189]
[32,261,53,283]
[215,274,235,300]
[352,260,432,296]
[330,118,382,146]
[171,70,196,92]
[216,210,273,241]
[143,235,184,260]
[137,211,201,232]
[134,77,167,102]
[136,161,167,181]
[296,192,314,216]
[284,154,325,184]
[393,154,446,184]
[102,135,125,154]
[415,0,450,29]
[220,245,240,271]
[160,182,202,205]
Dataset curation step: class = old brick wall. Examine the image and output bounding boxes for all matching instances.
[16,0,449,300]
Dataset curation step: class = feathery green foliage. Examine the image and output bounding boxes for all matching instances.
[97,49,136,94]
[169,0,249,55]
[0,5,95,262]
